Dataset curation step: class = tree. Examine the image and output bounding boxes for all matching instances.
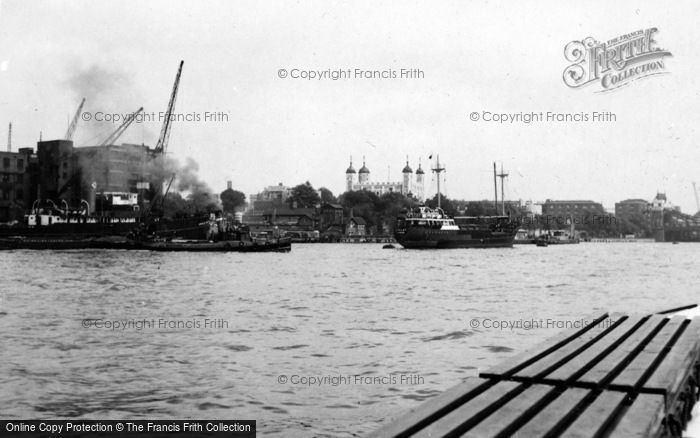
[319,187,337,204]
[220,188,246,214]
[375,192,416,233]
[287,181,321,208]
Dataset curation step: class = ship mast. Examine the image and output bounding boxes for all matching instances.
[432,155,445,209]
[493,162,498,212]
[497,163,509,215]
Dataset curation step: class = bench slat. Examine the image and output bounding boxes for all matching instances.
[514,316,633,382]
[544,316,644,383]
[367,377,491,438]
[460,384,554,437]
[578,315,666,387]
[609,394,666,437]
[610,316,686,390]
[509,387,590,437]
[412,382,521,438]
[560,391,627,438]
[644,317,700,409]
[479,313,613,379]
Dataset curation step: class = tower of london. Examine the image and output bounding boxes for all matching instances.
[345,156,425,201]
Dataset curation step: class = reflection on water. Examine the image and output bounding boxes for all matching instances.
[1,243,699,436]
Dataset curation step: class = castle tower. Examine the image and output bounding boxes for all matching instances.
[402,156,413,195]
[345,157,356,192]
[415,158,425,201]
[358,156,370,185]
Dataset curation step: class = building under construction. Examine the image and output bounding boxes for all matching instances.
[0,61,184,223]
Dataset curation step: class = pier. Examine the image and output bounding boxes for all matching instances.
[369,312,700,437]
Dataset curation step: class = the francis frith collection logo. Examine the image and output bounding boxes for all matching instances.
[563,28,672,92]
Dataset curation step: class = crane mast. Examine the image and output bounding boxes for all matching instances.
[65,98,86,141]
[99,107,144,146]
[154,61,184,154]
[693,182,700,212]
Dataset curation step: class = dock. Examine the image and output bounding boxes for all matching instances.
[369,312,700,437]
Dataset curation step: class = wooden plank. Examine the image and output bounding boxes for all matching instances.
[410,381,521,438]
[610,316,686,391]
[577,315,666,387]
[459,384,554,437]
[514,388,591,436]
[559,391,627,438]
[544,316,645,383]
[643,317,700,409]
[367,377,491,438]
[608,394,666,438]
[479,313,614,379]
[512,315,632,381]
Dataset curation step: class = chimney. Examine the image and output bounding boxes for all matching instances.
[7,122,11,152]
[227,180,232,190]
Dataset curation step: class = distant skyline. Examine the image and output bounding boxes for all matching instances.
[1,0,699,212]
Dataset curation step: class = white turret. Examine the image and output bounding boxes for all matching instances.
[415,158,425,202]
[402,156,413,195]
[345,157,356,192]
[358,156,370,184]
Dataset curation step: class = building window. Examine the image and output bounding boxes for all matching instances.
[15,189,23,200]
[17,159,24,169]
[2,158,9,169]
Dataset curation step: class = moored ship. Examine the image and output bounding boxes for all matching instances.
[393,157,520,249]
[394,206,519,248]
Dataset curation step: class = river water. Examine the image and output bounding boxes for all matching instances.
[1,243,699,437]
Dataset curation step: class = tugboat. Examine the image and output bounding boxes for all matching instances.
[393,157,520,249]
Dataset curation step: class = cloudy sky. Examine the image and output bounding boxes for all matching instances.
[0,0,699,212]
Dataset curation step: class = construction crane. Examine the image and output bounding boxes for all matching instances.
[99,107,144,146]
[693,182,700,212]
[154,61,184,154]
[65,98,86,141]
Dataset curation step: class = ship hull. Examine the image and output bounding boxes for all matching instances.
[0,236,292,252]
[395,228,517,249]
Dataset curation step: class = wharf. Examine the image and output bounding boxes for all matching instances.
[369,312,700,437]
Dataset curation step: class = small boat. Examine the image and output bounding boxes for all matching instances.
[535,239,548,247]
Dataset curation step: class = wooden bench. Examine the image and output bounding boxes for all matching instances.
[368,313,700,437]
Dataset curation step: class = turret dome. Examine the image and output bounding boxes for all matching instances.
[359,158,370,174]
[346,159,356,174]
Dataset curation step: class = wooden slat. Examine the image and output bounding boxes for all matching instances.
[609,394,666,437]
[480,313,614,379]
[559,391,627,438]
[367,377,491,438]
[544,316,645,383]
[644,317,700,409]
[512,316,631,381]
[459,384,554,437]
[610,316,686,390]
[577,315,666,387]
[411,381,521,438]
[514,388,591,436]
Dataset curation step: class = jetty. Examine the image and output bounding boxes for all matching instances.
[369,311,700,437]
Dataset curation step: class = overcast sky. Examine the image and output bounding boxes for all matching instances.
[1,0,698,212]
